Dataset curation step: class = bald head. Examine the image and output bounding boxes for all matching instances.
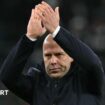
[43,34,60,51]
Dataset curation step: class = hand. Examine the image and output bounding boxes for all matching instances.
[26,8,46,39]
[36,1,60,33]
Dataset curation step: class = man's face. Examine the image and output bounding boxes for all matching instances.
[43,35,74,79]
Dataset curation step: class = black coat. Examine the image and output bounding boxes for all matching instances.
[0,27,104,105]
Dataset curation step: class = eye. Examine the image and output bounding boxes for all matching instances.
[55,53,64,57]
[44,54,51,58]
[45,54,50,56]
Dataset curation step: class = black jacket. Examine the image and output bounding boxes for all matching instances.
[0,27,104,105]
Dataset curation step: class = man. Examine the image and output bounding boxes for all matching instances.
[0,1,104,105]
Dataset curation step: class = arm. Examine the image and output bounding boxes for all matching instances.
[54,27,103,71]
[0,8,46,103]
[54,27,105,97]
[37,1,104,72]
[0,35,35,102]
[37,1,104,94]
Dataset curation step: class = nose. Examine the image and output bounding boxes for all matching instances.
[50,55,58,64]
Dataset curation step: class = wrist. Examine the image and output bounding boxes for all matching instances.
[26,34,37,41]
[52,25,60,38]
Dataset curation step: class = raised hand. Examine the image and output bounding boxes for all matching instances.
[26,8,46,39]
[36,1,60,33]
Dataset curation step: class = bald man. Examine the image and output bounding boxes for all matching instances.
[0,1,104,105]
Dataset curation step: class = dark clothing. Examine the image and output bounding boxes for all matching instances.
[0,27,104,105]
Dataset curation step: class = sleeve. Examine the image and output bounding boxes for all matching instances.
[54,27,104,94]
[0,35,36,103]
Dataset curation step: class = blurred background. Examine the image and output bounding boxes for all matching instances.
[0,0,105,105]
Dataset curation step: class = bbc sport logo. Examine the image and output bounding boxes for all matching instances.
[0,90,9,95]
